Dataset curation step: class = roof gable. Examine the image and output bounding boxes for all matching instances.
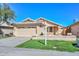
[15,17,64,28]
[68,21,79,27]
[23,18,35,23]
[24,19,34,22]
[37,17,64,27]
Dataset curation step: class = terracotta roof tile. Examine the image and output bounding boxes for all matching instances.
[14,23,45,28]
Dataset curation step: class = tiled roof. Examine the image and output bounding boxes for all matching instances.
[14,23,45,28]
[0,26,14,29]
[67,21,79,27]
[36,17,64,27]
[14,17,64,28]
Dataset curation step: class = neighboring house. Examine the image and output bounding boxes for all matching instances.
[65,21,79,36]
[13,17,64,37]
[0,23,14,36]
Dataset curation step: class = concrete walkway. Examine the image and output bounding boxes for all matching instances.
[0,47,79,56]
[0,37,30,47]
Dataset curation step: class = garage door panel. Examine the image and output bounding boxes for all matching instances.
[14,28,36,37]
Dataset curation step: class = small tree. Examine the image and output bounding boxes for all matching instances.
[0,3,16,25]
[66,27,71,35]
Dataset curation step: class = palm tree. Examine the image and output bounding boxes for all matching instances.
[0,3,16,25]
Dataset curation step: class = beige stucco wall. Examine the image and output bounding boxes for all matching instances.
[38,20,63,35]
[13,19,64,37]
[13,26,45,37]
[13,26,63,37]
[56,26,63,35]
[36,26,45,36]
[71,24,79,36]
[38,20,55,26]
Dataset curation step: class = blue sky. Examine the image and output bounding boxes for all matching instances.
[9,3,79,26]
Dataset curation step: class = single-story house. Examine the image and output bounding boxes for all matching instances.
[13,17,64,37]
[0,23,14,37]
[64,21,79,36]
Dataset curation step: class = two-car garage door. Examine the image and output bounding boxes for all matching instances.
[14,28,36,37]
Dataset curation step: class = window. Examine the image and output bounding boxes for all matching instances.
[47,26,58,33]
[47,27,53,32]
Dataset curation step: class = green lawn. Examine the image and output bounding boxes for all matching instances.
[16,40,79,52]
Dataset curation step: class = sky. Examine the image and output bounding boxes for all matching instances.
[9,3,79,26]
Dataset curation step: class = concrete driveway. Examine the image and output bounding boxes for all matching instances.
[0,37,30,47]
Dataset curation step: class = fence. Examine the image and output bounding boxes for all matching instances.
[32,35,76,41]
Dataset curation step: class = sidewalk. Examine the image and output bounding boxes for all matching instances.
[0,46,79,56]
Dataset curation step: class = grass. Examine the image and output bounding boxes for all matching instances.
[16,40,79,52]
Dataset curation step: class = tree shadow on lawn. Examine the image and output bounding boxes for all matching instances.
[37,40,45,45]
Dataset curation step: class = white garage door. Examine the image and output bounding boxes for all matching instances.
[14,28,36,37]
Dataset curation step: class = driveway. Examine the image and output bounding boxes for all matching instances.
[0,46,79,56]
[0,37,30,47]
